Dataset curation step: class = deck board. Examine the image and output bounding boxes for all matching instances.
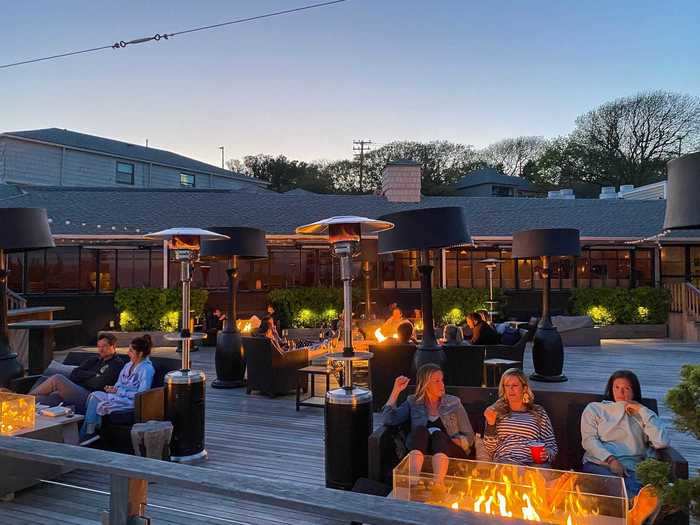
[1,339,698,524]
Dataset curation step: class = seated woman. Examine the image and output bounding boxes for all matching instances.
[255,315,287,352]
[383,364,474,488]
[441,324,464,345]
[79,335,155,444]
[483,368,557,465]
[581,370,669,497]
[466,312,500,345]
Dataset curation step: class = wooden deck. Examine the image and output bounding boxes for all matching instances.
[1,339,698,524]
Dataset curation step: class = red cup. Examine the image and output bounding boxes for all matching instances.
[529,442,546,464]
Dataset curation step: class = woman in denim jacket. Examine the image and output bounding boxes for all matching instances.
[383,363,474,487]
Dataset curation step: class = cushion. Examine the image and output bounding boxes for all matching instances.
[46,360,77,378]
[474,434,491,461]
[551,315,594,332]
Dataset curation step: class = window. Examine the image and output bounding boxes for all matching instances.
[180,173,195,187]
[492,185,513,197]
[116,162,135,185]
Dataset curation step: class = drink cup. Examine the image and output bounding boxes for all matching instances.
[529,442,546,464]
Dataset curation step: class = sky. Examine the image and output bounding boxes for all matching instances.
[2,0,699,166]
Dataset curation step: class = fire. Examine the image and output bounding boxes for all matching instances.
[374,328,399,342]
[237,320,253,333]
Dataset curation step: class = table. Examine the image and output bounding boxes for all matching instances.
[296,365,332,411]
[483,358,522,387]
[8,319,82,374]
[0,413,84,499]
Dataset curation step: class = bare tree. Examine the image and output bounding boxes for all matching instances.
[480,136,547,177]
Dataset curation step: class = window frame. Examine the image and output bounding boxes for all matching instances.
[180,173,196,188]
[116,162,135,185]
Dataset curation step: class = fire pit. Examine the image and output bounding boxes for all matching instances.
[393,455,627,525]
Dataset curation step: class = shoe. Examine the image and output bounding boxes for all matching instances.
[628,485,661,525]
[79,434,100,447]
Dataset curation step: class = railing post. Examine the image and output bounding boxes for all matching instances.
[103,475,149,525]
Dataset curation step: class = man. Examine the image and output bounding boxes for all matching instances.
[465,312,500,345]
[380,307,404,339]
[29,333,124,413]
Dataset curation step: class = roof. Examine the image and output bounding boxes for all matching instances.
[1,128,267,186]
[0,183,688,242]
[455,168,531,190]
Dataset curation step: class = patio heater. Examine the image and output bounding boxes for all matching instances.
[480,258,503,322]
[512,228,580,383]
[663,152,700,230]
[0,208,54,388]
[145,227,228,462]
[378,207,471,370]
[296,215,393,490]
[359,238,378,319]
[200,227,268,389]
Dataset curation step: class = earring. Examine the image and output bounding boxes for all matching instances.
[523,392,530,404]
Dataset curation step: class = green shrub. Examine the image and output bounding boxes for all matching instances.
[432,288,502,325]
[666,364,700,440]
[267,287,357,328]
[570,287,670,325]
[114,287,208,331]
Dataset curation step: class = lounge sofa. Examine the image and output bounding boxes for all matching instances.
[242,336,309,396]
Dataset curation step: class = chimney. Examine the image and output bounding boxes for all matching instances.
[381,159,421,202]
[599,186,617,199]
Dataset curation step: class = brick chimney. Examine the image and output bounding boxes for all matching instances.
[381,159,421,202]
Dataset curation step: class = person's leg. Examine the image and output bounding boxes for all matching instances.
[80,392,104,440]
[429,431,467,485]
[29,374,60,396]
[582,462,641,499]
[406,426,430,482]
[46,375,90,412]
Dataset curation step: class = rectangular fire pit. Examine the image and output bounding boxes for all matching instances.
[393,455,627,525]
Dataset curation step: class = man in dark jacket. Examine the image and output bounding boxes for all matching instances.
[466,312,500,345]
[29,333,124,412]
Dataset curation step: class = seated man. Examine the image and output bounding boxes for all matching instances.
[29,333,125,413]
[396,320,416,344]
[465,312,500,345]
[380,307,404,339]
[254,315,287,353]
[442,324,464,345]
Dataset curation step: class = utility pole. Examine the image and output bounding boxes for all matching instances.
[219,146,225,169]
[353,140,372,193]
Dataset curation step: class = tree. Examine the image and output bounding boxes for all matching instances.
[480,136,547,177]
[236,154,333,193]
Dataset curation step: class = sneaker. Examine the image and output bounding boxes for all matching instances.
[79,434,100,447]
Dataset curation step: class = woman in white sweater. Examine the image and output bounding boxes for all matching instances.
[580,370,669,497]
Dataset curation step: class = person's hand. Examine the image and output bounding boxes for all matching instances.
[452,437,463,448]
[104,385,116,393]
[391,376,410,396]
[484,407,497,426]
[607,457,625,475]
[624,402,641,416]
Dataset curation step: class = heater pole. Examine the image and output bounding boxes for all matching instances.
[418,249,438,349]
[540,255,552,328]
[180,261,191,371]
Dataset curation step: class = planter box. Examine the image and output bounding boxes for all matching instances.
[598,324,667,339]
[97,331,178,348]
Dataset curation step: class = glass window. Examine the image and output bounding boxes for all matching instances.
[457,249,472,288]
[589,250,607,288]
[633,249,653,287]
[690,247,700,287]
[660,247,685,279]
[27,250,45,293]
[46,247,80,292]
[180,173,195,188]
[616,250,631,288]
[99,250,116,293]
[576,254,590,288]
[380,254,395,288]
[8,253,24,292]
[80,249,98,292]
[445,249,458,288]
[492,186,513,197]
[116,162,134,185]
[269,248,300,288]
[300,249,316,286]
[117,249,150,288]
[472,250,487,288]
[518,259,533,289]
[150,248,164,288]
[500,251,515,290]
[319,250,334,287]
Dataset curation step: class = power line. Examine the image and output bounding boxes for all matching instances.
[353,139,372,193]
[0,0,348,70]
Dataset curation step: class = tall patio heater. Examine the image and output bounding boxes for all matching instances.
[145,227,228,462]
[296,215,393,490]
[0,208,54,387]
[480,258,503,322]
[663,152,700,230]
[200,227,268,388]
[378,207,471,370]
[512,228,580,383]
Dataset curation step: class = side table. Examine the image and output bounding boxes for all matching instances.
[483,358,522,387]
[296,365,331,411]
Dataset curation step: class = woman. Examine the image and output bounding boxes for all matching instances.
[581,370,669,497]
[255,315,287,352]
[383,364,474,487]
[442,324,464,345]
[80,335,155,444]
[483,368,557,465]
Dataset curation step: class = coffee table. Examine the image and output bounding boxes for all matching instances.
[0,413,84,499]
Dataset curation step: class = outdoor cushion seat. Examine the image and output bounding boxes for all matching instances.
[368,343,416,411]
[442,344,484,387]
[551,315,601,346]
[242,336,309,397]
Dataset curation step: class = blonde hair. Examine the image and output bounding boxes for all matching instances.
[498,368,535,410]
[415,363,443,402]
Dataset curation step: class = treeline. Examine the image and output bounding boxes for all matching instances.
[227,90,700,195]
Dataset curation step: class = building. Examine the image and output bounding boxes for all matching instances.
[1,131,697,344]
[454,167,538,197]
[0,128,267,191]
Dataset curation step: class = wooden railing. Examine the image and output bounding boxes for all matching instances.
[7,288,27,310]
[666,282,700,320]
[666,282,685,313]
[0,437,513,525]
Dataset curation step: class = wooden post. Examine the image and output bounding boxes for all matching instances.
[108,475,147,525]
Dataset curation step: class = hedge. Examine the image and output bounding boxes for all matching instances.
[432,288,502,325]
[267,287,360,328]
[569,287,670,325]
[114,288,208,331]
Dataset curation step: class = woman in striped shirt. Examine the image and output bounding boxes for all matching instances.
[483,368,557,465]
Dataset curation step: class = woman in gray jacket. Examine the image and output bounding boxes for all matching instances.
[383,363,474,487]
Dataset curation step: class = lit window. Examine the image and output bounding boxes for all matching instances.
[116,162,134,185]
[180,173,195,187]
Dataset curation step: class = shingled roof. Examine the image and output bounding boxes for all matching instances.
[455,168,531,190]
[1,128,267,186]
[0,183,685,242]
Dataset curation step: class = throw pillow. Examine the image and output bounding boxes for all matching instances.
[45,360,77,378]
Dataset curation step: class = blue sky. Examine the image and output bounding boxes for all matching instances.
[2,0,698,165]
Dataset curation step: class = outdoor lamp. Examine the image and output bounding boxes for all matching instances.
[663,152,700,230]
[145,226,228,462]
[200,227,268,389]
[512,228,580,382]
[0,208,54,388]
[378,206,472,370]
[296,215,393,490]
[480,258,503,323]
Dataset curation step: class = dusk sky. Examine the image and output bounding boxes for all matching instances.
[2,0,698,166]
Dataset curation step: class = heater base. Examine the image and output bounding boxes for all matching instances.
[212,379,246,389]
[529,373,568,383]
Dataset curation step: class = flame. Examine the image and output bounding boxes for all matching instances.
[237,320,253,333]
[451,502,459,510]
[374,329,399,342]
